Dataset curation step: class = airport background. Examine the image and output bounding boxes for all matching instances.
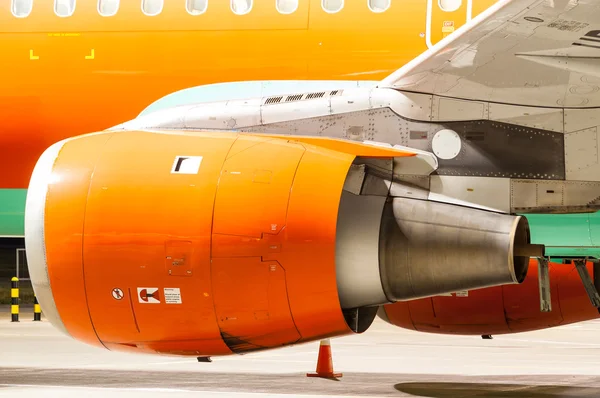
[0,238,33,304]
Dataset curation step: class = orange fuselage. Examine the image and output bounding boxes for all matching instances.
[0,0,494,189]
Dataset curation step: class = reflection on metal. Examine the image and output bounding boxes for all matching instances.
[574,259,600,308]
[514,244,544,257]
[537,257,551,312]
[379,198,531,301]
[335,191,388,309]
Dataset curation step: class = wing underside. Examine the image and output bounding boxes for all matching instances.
[381,0,600,109]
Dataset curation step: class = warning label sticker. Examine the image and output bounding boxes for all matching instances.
[442,21,455,34]
[138,287,160,304]
[164,288,182,304]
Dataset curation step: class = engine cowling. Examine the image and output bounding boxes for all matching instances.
[25,130,533,356]
[379,259,600,335]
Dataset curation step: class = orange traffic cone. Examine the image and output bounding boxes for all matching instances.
[306,339,342,379]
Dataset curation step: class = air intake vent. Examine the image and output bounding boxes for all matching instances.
[330,90,342,96]
[286,94,304,102]
[306,92,326,100]
[264,96,284,105]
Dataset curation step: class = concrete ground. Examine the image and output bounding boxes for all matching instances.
[2,308,600,397]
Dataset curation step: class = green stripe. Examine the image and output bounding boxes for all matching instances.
[525,212,600,259]
[0,189,26,237]
[0,189,598,259]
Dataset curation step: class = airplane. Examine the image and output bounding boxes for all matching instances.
[1,0,484,238]
[16,0,600,368]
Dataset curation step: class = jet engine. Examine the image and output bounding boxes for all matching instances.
[25,130,534,356]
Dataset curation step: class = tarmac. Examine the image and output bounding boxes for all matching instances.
[2,306,600,397]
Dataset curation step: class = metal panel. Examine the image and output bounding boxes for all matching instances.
[512,179,600,213]
[489,103,564,133]
[335,192,388,309]
[261,97,331,125]
[389,179,430,200]
[564,109,600,133]
[434,121,565,179]
[429,176,511,213]
[535,182,564,208]
[329,88,372,115]
[184,101,262,130]
[511,180,537,210]
[381,0,600,108]
[435,97,486,121]
[375,90,433,122]
[565,127,599,181]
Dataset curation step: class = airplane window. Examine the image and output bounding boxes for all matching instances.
[98,0,119,16]
[276,0,298,14]
[141,0,163,16]
[439,0,461,12]
[322,0,343,13]
[368,0,390,12]
[231,0,252,15]
[12,0,33,18]
[187,0,208,15]
[55,0,75,17]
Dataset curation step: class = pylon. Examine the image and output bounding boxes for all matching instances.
[306,339,342,379]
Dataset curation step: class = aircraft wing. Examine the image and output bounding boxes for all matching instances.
[380,0,600,109]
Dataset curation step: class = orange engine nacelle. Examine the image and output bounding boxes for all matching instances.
[24,130,376,356]
[380,259,600,335]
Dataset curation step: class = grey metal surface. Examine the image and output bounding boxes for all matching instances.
[382,0,600,109]
[511,179,600,213]
[379,198,530,301]
[537,257,552,313]
[335,192,388,309]
[575,259,600,308]
[112,84,600,214]
[248,109,566,180]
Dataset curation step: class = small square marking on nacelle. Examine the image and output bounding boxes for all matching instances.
[171,156,203,174]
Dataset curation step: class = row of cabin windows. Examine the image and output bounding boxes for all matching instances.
[12,0,463,18]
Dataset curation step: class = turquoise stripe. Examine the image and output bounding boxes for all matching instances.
[0,189,26,237]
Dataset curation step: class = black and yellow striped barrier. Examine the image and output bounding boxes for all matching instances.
[34,295,41,321]
[11,277,18,323]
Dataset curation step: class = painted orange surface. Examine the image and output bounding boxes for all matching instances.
[44,133,112,350]
[382,259,600,335]
[0,0,497,189]
[44,131,400,354]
